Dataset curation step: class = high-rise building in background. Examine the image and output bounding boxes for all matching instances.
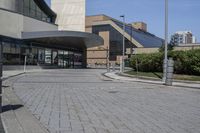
[192,36,197,43]
[170,31,196,45]
[51,0,85,32]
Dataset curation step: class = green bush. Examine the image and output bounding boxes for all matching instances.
[130,49,200,76]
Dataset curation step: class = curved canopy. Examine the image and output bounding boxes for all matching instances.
[21,31,104,49]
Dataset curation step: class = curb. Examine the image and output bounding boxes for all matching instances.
[103,72,200,89]
[2,72,25,81]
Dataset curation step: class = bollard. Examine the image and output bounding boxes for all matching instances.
[107,62,110,72]
[120,57,123,73]
[112,62,115,72]
[165,58,174,86]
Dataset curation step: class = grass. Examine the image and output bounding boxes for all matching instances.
[125,70,200,81]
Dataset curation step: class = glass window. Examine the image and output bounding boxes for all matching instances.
[23,0,30,8]
[3,42,11,53]
[74,53,82,67]
[52,50,58,65]
[63,51,69,68]
[22,0,53,23]
[45,49,52,64]
[38,49,45,63]
[58,50,64,67]
[2,41,20,65]
[36,6,42,19]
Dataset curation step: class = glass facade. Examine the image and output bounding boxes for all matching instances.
[0,36,83,68]
[23,0,53,23]
[112,20,164,48]
[2,0,55,23]
[92,25,134,61]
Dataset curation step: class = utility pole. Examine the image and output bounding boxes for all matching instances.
[120,15,125,73]
[163,0,168,83]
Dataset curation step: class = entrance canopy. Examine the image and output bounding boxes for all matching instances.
[22,31,104,49]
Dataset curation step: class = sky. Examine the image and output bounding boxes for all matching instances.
[45,0,200,42]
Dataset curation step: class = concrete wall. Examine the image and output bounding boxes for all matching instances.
[23,16,58,32]
[0,0,16,11]
[0,9,23,38]
[0,9,58,38]
[51,0,85,32]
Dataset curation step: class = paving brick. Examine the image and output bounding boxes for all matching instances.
[12,69,200,133]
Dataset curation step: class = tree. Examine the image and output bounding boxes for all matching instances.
[159,42,174,52]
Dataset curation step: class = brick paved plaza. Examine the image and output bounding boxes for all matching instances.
[12,69,200,133]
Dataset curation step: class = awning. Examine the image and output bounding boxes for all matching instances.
[21,31,104,49]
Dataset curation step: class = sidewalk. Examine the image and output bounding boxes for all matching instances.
[104,72,200,89]
[2,69,52,80]
[1,70,49,133]
[2,70,25,80]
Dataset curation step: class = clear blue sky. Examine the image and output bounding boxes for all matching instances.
[45,0,199,42]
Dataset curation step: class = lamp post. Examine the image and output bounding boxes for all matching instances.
[163,0,168,83]
[120,15,125,73]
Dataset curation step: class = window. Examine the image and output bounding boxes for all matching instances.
[22,0,53,23]
[45,49,52,64]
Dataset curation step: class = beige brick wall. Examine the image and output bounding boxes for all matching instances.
[87,31,110,65]
[86,15,110,28]
[174,45,200,51]
[134,48,159,54]
[87,50,107,58]
[87,59,107,64]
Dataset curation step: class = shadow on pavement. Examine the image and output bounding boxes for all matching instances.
[2,104,24,113]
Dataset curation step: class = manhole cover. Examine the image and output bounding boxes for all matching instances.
[108,91,119,94]
[102,79,112,81]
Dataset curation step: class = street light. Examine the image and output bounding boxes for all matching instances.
[163,0,168,83]
[120,15,125,73]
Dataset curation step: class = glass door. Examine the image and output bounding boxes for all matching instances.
[52,50,58,65]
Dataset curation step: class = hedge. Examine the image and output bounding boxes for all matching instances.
[129,49,200,76]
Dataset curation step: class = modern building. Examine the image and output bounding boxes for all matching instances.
[86,15,164,65]
[192,36,197,44]
[170,31,196,45]
[0,0,103,68]
[51,0,85,32]
[131,22,147,32]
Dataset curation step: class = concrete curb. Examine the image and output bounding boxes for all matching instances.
[2,72,25,81]
[104,72,200,89]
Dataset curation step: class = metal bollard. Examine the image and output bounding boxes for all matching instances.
[120,57,123,73]
[165,58,174,86]
[112,62,115,72]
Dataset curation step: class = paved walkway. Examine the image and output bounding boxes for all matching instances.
[105,72,200,89]
[4,69,200,133]
[2,72,49,133]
